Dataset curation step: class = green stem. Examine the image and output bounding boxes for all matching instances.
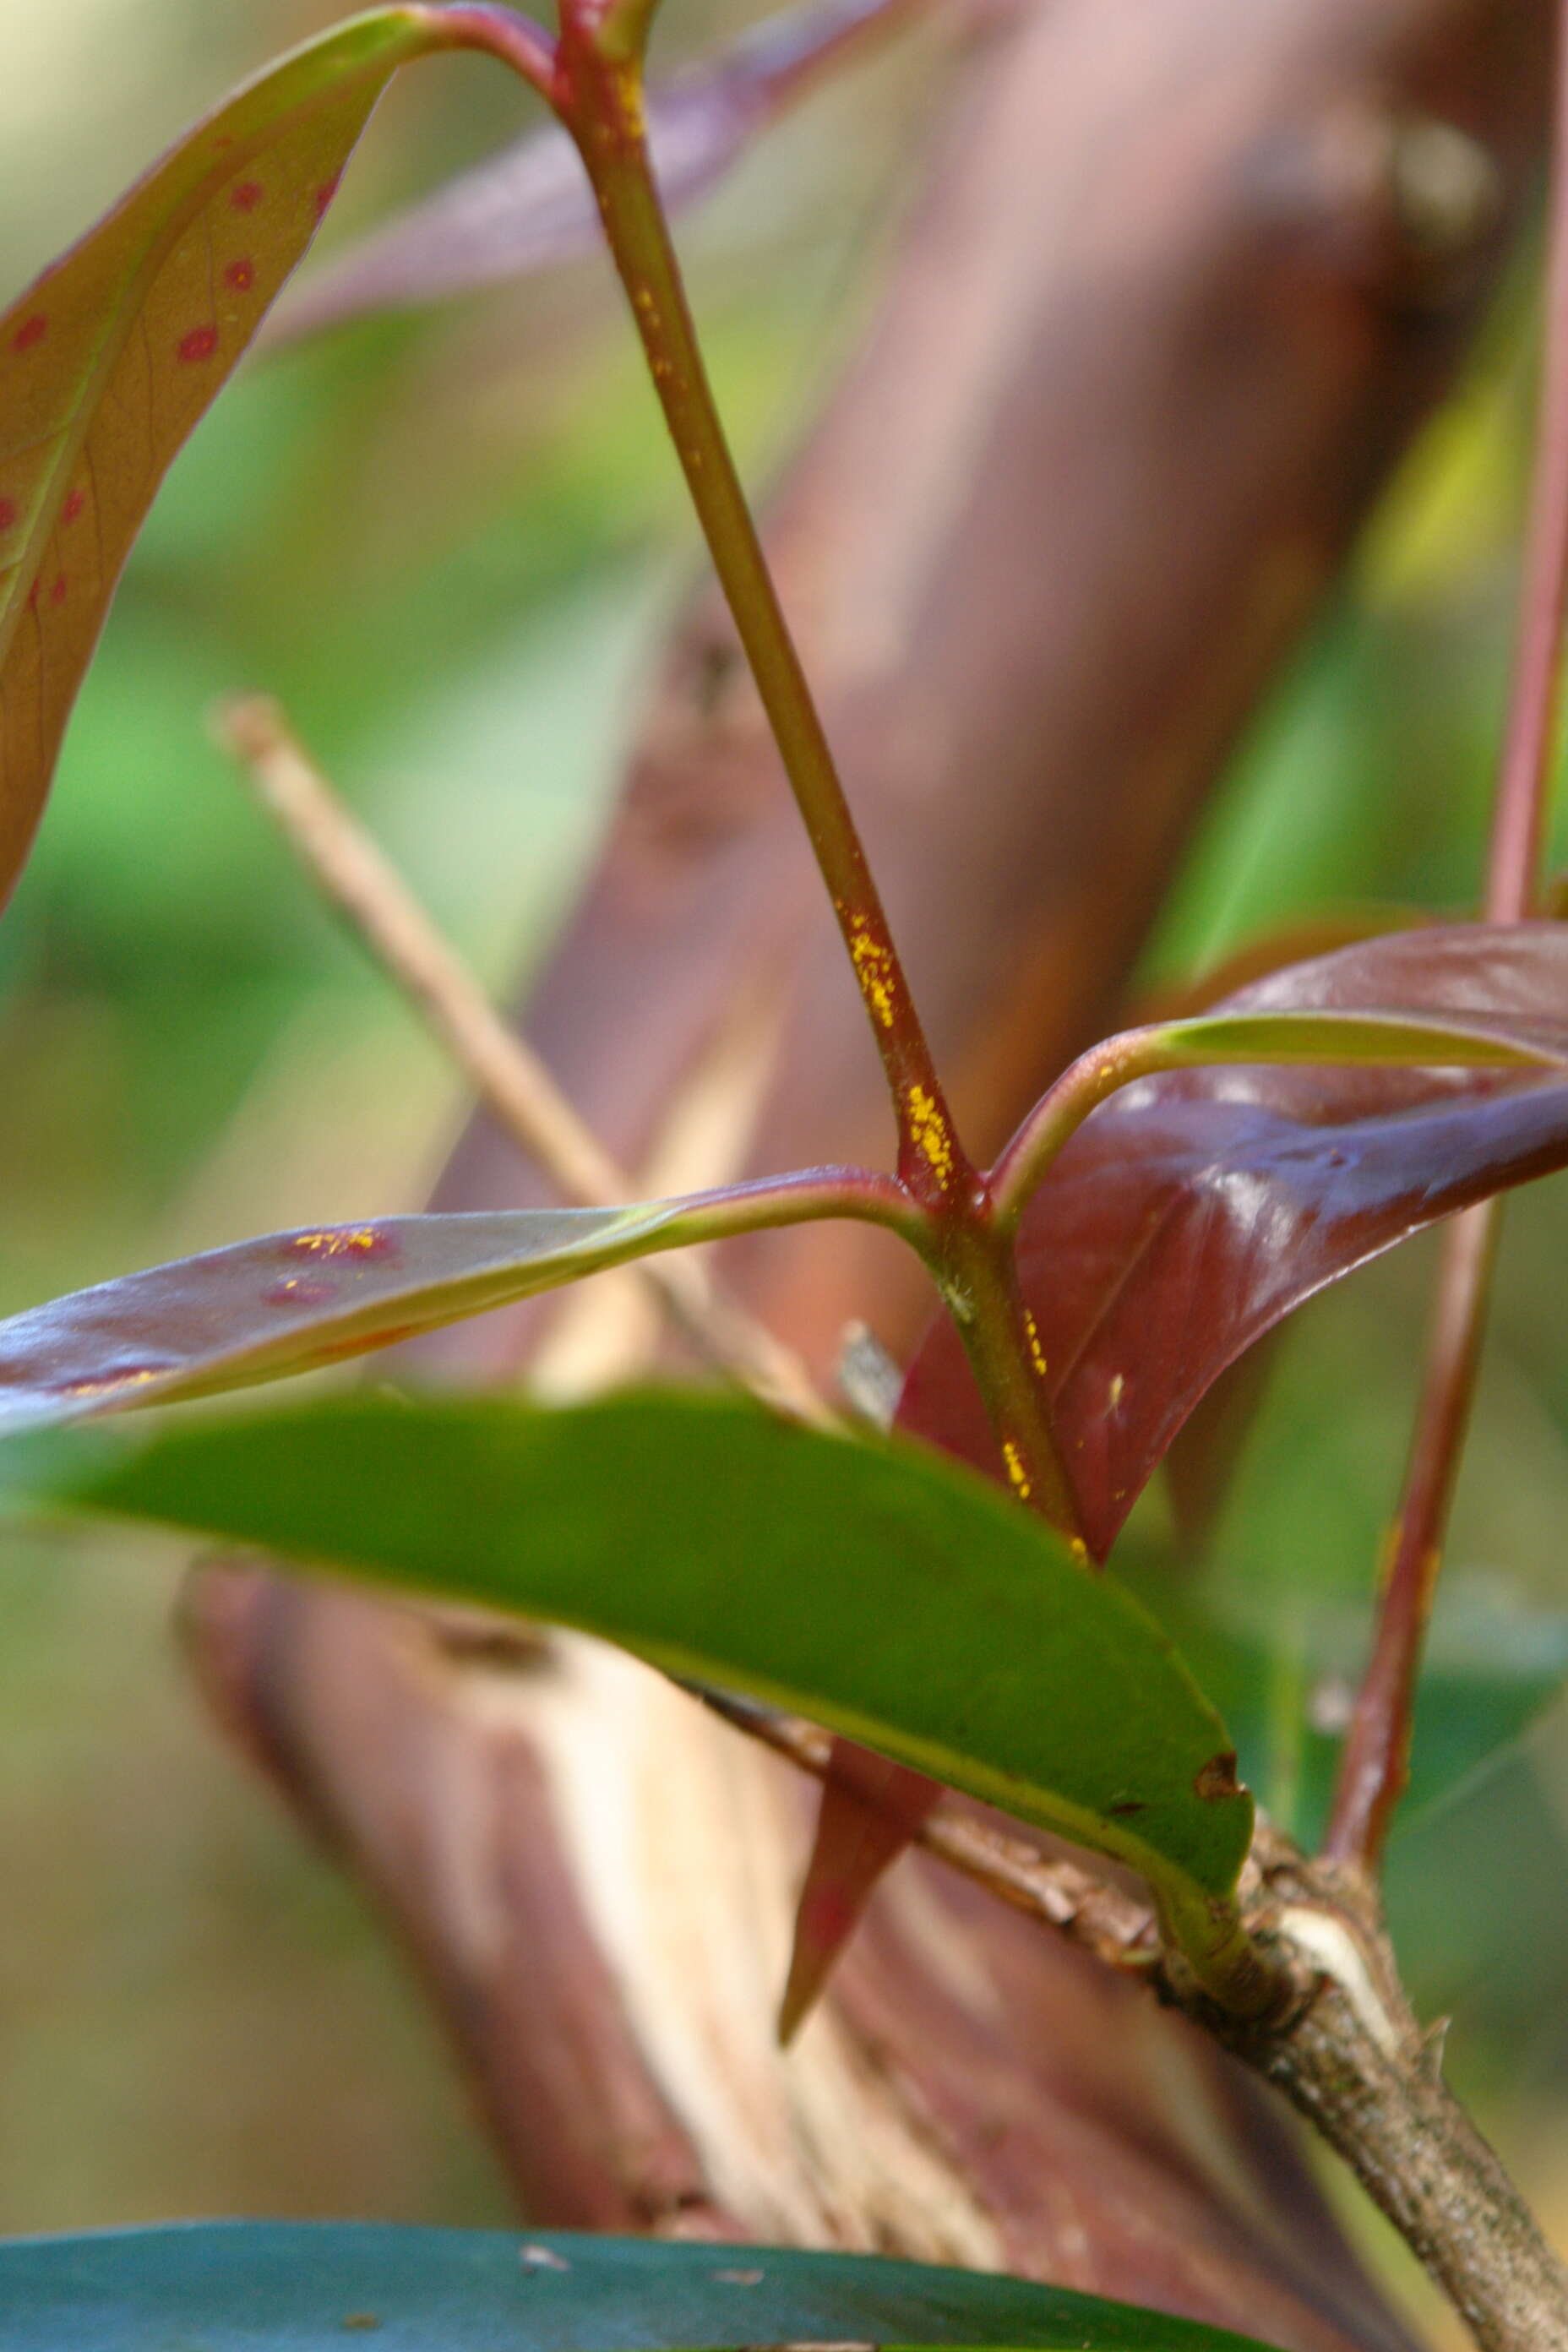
[553,28,968,1217]
[929,1220,1082,1546]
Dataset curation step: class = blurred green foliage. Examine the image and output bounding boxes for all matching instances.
[3,0,1568,2307]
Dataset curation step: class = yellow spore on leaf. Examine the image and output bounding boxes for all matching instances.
[1002,1440,1032,1501]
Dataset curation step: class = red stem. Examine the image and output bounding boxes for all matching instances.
[1323,1206,1499,1867]
[1325,1,1568,1871]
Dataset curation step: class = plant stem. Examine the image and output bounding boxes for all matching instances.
[933,1219,1083,1540]
[1325,0,1568,1873]
[1323,1206,1499,1866]
[551,27,966,1217]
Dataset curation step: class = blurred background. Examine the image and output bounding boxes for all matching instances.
[2,0,1567,2336]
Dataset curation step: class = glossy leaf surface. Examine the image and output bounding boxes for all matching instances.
[0,1179,878,1430]
[0,2223,1286,2350]
[277,0,922,340]
[906,925,1568,1560]
[0,5,523,912]
[0,1391,1255,1980]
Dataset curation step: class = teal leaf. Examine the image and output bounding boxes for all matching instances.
[0,2222,1289,2350]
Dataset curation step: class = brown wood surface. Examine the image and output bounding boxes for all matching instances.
[190,2,1551,2345]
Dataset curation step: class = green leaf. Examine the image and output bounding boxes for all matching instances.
[1128,1555,1568,1850]
[0,1390,1256,1997]
[0,4,543,912]
[0,2223,1287,2349]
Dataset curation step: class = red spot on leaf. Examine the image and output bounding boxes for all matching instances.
[178,324,219,365]
[0,499,15,532]
[265,1277,335,1307]
[49,574,68,607]
[230,181,264,213]
[13,314,47,352]
[225,258,255,292]
[314,177,341,219]
[63,489,84,524]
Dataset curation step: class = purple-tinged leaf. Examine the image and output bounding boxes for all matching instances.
[0,1169,890,1431]
[273,0,928,343]
[904,923,1568,1561]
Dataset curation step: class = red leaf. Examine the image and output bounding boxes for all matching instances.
[0,5,555,916]
[779,1743,938,2042]
[903,923,1568,1560]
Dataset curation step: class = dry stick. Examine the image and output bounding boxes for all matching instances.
[214,694,834,1432]
[702,1686,1568,2352]
[1325,0,1568,1870]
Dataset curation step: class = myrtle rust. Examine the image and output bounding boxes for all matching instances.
[848,914,897,1029]
[288,1226,397,1261]
[905,1084,955,1188]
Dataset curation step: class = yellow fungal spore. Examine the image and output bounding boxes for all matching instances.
[293,1228,379,1257]
[848,917,897,1031]
[906,1084,954,1187]
[1002,1440,1032,1501]
[1025,1310,1048,1380]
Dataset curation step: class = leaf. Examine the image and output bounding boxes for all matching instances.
[777,1743,938,2041]
[0,2222,1288,2350]
[275,0,924,343]
[0,1206,678,1426]
[1122,1550,1568,1851]
[903,923,1568,1560]
[0,1180,870,1429]
[0,1390,1258,1996]
[777,935,1476,2035]
[0,4,535,914]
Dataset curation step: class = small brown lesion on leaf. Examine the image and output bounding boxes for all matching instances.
[1194,1750,1240,1801]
